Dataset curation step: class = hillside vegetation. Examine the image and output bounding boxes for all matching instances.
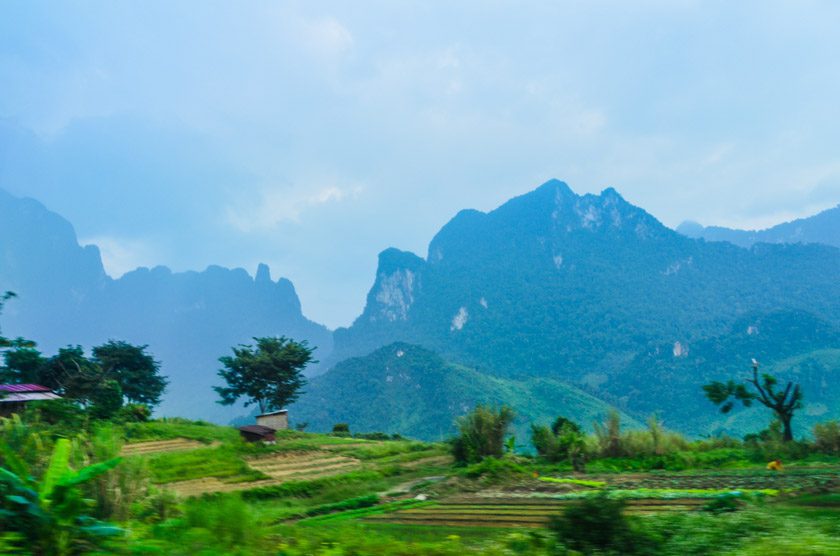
[3,411,840,555]
[294,343,641,441]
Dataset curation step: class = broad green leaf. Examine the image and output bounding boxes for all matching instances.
[0,467,25,488]
[0,443,30,482]
[58,457,122,489]
[39,438,71,503]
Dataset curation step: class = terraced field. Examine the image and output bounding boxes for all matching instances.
[121,438,210,456]
[364,497,710,528]
[248,451,362,480]
[164,450,363,497]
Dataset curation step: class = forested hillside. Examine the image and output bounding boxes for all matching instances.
[320,180,840,435]
[293,343,640,441]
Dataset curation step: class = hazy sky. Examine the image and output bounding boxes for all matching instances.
[2,1,840,328]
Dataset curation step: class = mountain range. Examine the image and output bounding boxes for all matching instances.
[0,188,331,420]
[677,204,840,248]
[2,182,839,438]
[301,181,840,437]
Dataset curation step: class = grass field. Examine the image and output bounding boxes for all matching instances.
[9,417,840,555]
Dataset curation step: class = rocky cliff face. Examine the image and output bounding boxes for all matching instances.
[323,180,840,433]
[0,189,332,420]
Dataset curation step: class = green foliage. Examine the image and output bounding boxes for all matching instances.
[451,405,515,464]
[813,420,840,455]
[0,437,123,555]
[549,494,654,554]
[703,493,745,514]
[149,494,268,554]
[332,422,350,436]
[531,415,586,468]
[294,342,638,442]
[122,418,242,444]
[594,410,625,458]
[460,456,529,480]
[3,340,167,415]
[88,379,123,420]
[23,399,89,434]
[303,494,379,517]
[92,340,168,407]
[215,336,314,414]
[115,403,152,422]
[145,445,265,484]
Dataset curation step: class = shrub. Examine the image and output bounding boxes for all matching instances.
[461,456,529,480]
[594,410,625,458]
[813,420,840,455]
[332,423,350,436]
[451,405,515,464]
[549,494,654,554]
[532,416,586,468]
[116,403,152,423]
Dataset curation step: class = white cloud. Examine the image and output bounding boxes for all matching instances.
[297,17,353,58]
[226,183,363,232]
[80,236,157,278]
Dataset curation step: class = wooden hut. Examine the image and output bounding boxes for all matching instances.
[238,424,277,443]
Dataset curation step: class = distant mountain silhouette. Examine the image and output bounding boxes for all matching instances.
[677,204,840,248]
[0,188,332,420]
[4,181,839,436]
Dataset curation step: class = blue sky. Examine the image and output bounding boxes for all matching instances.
[2,1,840,328]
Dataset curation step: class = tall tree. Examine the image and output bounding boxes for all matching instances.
[214,337,314,414]
[704,360,803,442]
[93,341,168,408]
[1,347,47,384]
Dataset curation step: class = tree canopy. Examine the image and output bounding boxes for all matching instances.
[214,336,315,414]
[93,341,167,407]
[1,340,167,416]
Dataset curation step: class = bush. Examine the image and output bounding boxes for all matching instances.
[594,410,625,458]
[549,494,654,554]
[531,416,586,468]
[451,405,515,464]
[116,403,152,423]
[461,456,529,480]
[332,423,350,436]
[814,420,840,455]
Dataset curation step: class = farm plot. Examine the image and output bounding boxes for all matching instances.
[603,468,840,492]
[248,451,362,480]
[363,497,708,528]
[121,438,209,456]
[164,451,363,498]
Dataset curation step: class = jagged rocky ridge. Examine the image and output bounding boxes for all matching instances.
[0,188,332,420]
[317,180,840,435]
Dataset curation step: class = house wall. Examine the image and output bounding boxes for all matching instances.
[256,413,288,431]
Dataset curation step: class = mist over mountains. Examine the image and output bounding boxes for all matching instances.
[2,181,839,437]
[0,188,331,420]
[302,180,839,437]
[677,204,840,248]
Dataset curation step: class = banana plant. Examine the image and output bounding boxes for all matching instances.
[0,438,122,555]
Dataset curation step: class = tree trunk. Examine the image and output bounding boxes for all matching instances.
[781,415,794,442]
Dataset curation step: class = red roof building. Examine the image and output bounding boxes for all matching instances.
[0,384,62,416]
